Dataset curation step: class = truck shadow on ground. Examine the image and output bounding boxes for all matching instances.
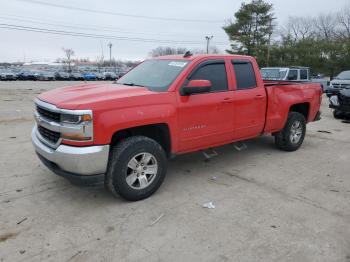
[55,135,281,203]
[25,133,322,206]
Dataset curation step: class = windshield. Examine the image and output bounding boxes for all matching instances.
[116,59,190,92]
[261,68,288,80]
[335,71,350,80]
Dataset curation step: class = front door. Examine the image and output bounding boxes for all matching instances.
[176,60,234,152]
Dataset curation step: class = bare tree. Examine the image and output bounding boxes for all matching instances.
[313,14,337,40]
[192,46,221,54]
[150,46,221,57]
[150,47,187,57]
[62,48,75,73]
[337,7,350,39]
[96,56,104,72]
[297,17,314,39]
[282,17,315,42]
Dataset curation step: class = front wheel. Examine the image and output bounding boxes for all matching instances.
[106,136,167,201]
[275,112,306,152]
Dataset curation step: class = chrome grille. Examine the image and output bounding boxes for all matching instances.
[36,106,60,122]
[332,83,350,89]
[38,125,60,144]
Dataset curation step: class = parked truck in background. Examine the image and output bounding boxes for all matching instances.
[32,54,322,201]
[261,67,329,92]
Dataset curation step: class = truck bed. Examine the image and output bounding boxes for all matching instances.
[264,80,314,87]
[263,81,322,134]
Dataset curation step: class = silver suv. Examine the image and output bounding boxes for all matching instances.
[329,70,350,91]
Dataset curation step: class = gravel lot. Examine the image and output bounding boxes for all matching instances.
[0,81,350,262]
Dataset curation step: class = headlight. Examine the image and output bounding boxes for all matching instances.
[61,114,80,124]
[61,113,92,124]
[60,110,93,142]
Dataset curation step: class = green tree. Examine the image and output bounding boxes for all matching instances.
[223,0,275,66]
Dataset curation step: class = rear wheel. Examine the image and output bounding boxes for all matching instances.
[275,112,306,152]
[106,136,167,201]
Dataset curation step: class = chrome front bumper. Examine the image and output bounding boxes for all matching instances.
[32,126,109,176]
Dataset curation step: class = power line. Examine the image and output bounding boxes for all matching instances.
[0,14,228,41]
[0,23,229,46]
[16,0,223,24]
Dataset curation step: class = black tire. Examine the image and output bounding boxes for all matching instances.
[106,136,167,201]
[275,112,306,152]
[333,110,344,119]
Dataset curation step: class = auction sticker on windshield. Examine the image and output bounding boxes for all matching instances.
[168,61,188,68]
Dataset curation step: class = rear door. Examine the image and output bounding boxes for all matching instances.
[230,60,267,139]
[176,59,234,152]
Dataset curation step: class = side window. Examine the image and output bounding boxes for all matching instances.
[189,63,228,92]
[300,69,308,80]
[287,70,298,80]
[232,61,257,90]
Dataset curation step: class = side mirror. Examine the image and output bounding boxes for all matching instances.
[181,79,212,95]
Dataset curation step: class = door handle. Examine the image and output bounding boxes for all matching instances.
[222,97,233,104]
[254,95,264,100]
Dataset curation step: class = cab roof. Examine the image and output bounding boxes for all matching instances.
[150,54,255,61]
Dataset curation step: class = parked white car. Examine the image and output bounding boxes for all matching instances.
[103,72,118,80]
[0,70,17,80]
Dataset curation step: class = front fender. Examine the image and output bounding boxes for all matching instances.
[94,103,178,149]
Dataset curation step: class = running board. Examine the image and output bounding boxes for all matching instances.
[202,148,218,159]
[233,141,247,151]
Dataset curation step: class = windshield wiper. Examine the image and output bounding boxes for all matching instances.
[121,82,146,87]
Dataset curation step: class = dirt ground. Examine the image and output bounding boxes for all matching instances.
[0,81,349,262]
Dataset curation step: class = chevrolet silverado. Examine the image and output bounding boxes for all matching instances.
[32,54,322,201]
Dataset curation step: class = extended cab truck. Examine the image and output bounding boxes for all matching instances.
[32,54,322,201]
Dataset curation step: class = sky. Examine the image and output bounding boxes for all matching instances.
[0,0,349,62]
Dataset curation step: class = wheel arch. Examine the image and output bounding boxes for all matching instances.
[289,102,310,120]
[110,123,172,157]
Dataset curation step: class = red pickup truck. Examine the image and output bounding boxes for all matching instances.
[32,54,322,201]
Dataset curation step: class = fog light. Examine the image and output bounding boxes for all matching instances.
[62,132,92,141]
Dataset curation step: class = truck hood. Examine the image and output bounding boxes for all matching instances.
[37,83,157,110]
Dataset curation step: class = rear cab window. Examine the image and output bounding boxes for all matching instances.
[287,69,298,81]
[300,69,309,80]
[232,60,257,90]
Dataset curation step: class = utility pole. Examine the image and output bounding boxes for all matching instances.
[205,36,213,54]
[266,19,273,67]
[108,42,113,65]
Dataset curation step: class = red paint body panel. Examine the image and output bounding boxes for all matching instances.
[37,54,322,154]
[263,81,322,133]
